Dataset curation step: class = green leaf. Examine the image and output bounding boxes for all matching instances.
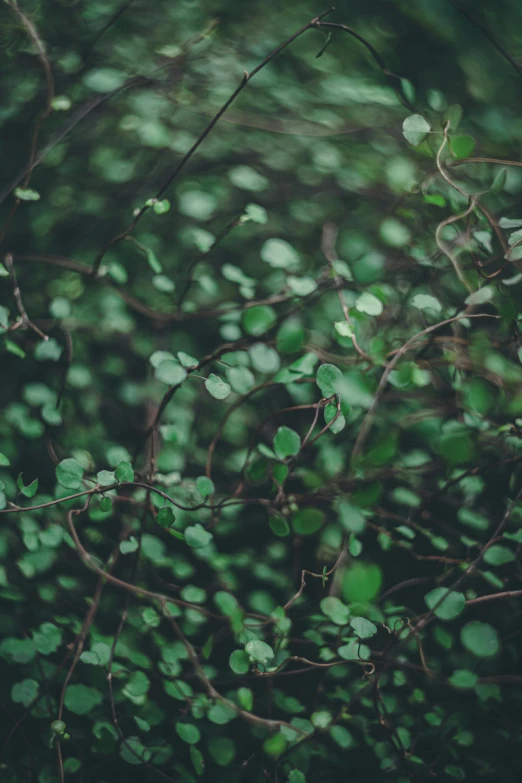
[229,165,268,191]
[123,671,150,700]
[483,544,514,566]
[179,190,216,220]
[176,722,201,744]
[242,305,277,336]
[83,67,127,92]
[339,498,366,534]
[225,365,255,394]
[402,114,431,146]
[190,744,205,775]
[261,238,300,268]
[499,217,522,229]
[120,537,139,554]
[222,263,255,286]
[119,736,150,765]
[424,588,465,620]
[155,360,187,386]
[153,199,171,214]
[332,259,353,280]
[244,203,268,224]
[288,771,306,783]
[458,507,489,531]
[64,684,103,714]
[350,616,378,638]
[449,669,478,689]
[461,621,499,658]
[273,426,301,459]
[180,585,206,603]
[269,515,290,537]
[424,193,446,207]
[178,351,198,368]
[195,475,215,497]
[134,717,150,732]
[287,275,317,296]
[152,274,175,292]
[0,305,10,333]
[207,701,237,724]
[330,725,354,749]
[214,591,240,615]
[0,452,11,466]
[34,338,62,362]
[464,286,494,306]
[355,291,384,316]
[320,596,350,625]
[11,678,39,706]
[143,246,162,273]
[411,294,442,312]
[274,463,289,482]
[157,507,176,528]
[56,458,84,490]
[32,623,62,655]
[451,135,475,159]
[116,461,134,482]
[229,649,250,674]
[324,402,345,434]
[96,470,116,487]
[205,373,232,400]
[316,363,343,397]
[100,497,112,512]
[249,343,280,373]
[292,508,324,535]
[379,218,411,247]
[17,474,38,498]
[342,562,382,603]
[491,167,507,195]
[185,524,213,549]
[49,297,71,319]
[311,710,332,729]
[149,350,175,368]
[334,321,353,337]
[338,640,371,660]
[245,639,275,665]
[80,642,110,666]
[14,187,40,201]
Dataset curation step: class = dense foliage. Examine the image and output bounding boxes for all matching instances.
[2,1,522,781]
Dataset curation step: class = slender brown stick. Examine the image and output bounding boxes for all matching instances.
[4,253,48,340]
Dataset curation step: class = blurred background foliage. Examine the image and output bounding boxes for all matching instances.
[2,0,522,781]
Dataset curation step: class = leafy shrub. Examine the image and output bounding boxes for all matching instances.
[2,2,522,781]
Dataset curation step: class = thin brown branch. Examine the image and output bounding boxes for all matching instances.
[4,253,48,340]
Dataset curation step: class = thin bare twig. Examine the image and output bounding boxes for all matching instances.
[4,253,48,340]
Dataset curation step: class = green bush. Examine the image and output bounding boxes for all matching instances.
[2,1,522,781]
